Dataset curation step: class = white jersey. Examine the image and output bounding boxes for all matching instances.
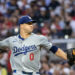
[0,33,52,72]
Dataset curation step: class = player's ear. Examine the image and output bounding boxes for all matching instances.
[20,24,24,28]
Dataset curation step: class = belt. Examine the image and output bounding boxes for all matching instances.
[13,70,40,74]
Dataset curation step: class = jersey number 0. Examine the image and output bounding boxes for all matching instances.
[29,53,34,61]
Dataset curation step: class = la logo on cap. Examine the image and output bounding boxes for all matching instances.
[28,16,32,19]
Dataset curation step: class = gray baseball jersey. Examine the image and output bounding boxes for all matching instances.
[0,33,52,72]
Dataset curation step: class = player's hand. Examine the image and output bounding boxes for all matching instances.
[67,48,75,66]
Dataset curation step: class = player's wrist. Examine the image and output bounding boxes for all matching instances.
[50,46,58,53]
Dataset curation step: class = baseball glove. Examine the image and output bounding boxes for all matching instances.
[67,48,75,66]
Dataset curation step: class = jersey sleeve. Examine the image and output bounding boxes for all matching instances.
[0,38,10,48]
[40,35,52,50]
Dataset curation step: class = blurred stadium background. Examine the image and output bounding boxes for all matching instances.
[0,0,75,75]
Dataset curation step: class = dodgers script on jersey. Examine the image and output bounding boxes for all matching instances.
[0,33,52,72]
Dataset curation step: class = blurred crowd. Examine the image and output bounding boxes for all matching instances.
[0,0,75,75]
[0,51,75,75]
[0,0,75,39]
[40,55,75,75]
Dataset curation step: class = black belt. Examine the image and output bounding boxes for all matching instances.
[22,71,33,74]
[13,70,40,74]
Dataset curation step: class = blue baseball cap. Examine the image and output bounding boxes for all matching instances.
[18,15,36,25]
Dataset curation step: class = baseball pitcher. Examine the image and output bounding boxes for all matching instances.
[0,16,75,75]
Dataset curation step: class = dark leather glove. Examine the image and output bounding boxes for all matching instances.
[67,48,75,66]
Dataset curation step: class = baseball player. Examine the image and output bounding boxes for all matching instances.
[0,15,74,75]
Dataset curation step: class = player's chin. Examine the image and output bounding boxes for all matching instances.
[28,30,33,34]
[30,29,33,32]
[28,32,32,34]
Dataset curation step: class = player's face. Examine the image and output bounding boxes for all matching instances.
[20,22,34,33]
